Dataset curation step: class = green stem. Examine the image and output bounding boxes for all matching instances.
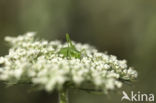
[59,89,69,103]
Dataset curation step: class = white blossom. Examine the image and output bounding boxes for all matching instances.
[0,32,138,93]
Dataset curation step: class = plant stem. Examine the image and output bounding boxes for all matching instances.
[59,89,69,103]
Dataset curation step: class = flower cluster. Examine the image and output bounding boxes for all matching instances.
[0,32,137,93]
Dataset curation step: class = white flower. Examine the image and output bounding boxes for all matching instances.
[0,32,138,93]
[14,69,23,79]
[26,32,36,37]
[0,57,5,64]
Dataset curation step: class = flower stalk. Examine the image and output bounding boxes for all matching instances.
[59,89,69,103]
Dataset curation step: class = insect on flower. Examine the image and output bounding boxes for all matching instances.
[0,32,138,103]
[59,33,81,59]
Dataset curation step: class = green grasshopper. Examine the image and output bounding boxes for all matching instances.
[59,33,81,59]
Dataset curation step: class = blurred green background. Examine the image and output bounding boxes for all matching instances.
[0,0,156,103]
